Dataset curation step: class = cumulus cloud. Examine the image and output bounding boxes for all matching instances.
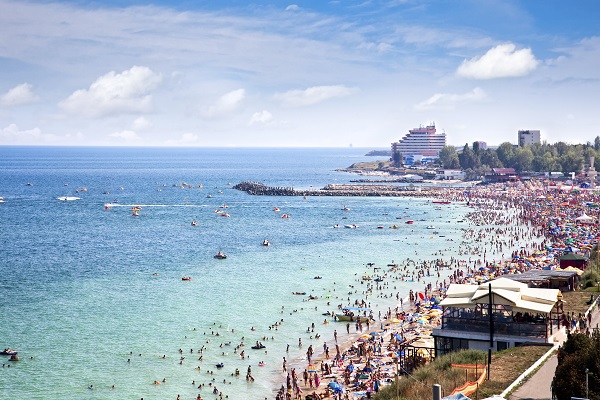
[456,43,538,79]
[132,116,152,131]
[0,83,39,107]
[164,133,200,146]
[0,123,55,143]
[59,66,162,117]
[204,89,245,118]
[275,85,355,107]
[415,87,487,110]
[249,110,274,125]
[109,130,141,141]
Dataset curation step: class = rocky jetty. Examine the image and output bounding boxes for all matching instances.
[232,181,435,197]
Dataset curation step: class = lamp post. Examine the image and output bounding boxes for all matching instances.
[586,367,589,399]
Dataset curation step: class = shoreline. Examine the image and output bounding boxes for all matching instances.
[271,182,555,399]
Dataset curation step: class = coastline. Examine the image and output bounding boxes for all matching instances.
[271,182,553,399]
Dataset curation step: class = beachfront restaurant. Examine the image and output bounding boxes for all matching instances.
[433,278,562,356]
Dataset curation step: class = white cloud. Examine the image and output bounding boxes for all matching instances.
[204,89,246,118]
[275,85,355,107]
[164,133,199,146]
[456,43,539,79]
[249,110,274,125]
[285,4,300,11]
[109,130,141,141]
[0,123,56,143]
[132,116,151,131]
[415,87,487,110]
[0,83,39,107]
[59,66,162,117]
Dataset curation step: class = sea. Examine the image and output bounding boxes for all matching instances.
[0,146,476,400]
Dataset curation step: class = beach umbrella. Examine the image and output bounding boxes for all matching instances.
[390,318,401,323]
[307,363,317,372]
[369,331,380,336]
[328,382,344,393]
[357,373,370,380]
[345,365,354,373]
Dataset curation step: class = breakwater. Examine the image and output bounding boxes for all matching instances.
[232,181,435,197]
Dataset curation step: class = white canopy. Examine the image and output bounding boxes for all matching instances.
[439,277,560,314]
[576,213,594,223]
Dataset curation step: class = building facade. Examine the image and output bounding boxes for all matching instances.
[518,130,541,146]
[391,124,447,161]
[433,278,562,356]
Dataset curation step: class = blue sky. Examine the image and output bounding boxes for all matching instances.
[1,0,599,147]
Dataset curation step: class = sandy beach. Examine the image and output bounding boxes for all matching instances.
[273,178,589,399]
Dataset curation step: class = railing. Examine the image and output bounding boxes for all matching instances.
[442,316,548,338]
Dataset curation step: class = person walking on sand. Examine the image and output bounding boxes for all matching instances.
[282,357,287,373]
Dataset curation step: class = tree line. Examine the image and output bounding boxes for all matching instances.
[434,138,600,180]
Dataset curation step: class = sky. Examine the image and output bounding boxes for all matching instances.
[1,0,599,147]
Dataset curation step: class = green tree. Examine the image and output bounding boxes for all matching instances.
[561,150,584,175]
[532,151,558,172]
[552,333,600,400]
[459,144,480,170]
[512,146,534,171]
[496,142,515,167]
[479,148,502,168]
[438,146,460,169]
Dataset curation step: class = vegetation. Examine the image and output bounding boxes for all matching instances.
[552,332,600,400]
[374,346,549,400]
[438,139,600,180]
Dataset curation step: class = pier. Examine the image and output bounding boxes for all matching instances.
[232,181,435,197]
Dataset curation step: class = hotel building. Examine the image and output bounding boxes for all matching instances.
[391,123,447,160]
[518,130,541,146]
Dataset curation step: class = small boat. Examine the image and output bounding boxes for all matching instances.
[377,226,384,229]
[8,354,20,361]
[344,224,358,228]
[251,344,266,350]
[333,224,341,228]
[281,214,290,219]
[292,291,306,295]
[432,200,451,204]
[342,205,350,211]
[314,276,322,279]
[25,182,33,186]
[222,204,228,208]
[273,207,280,212]
[216,363,224,368]
[0,197,4,203]
[0,348,17,356]
[389,225,398,229]
[214,251,227,259]
[57,196,81,201]
[334,314,372,323]
[191,221,197,226]
[426,225,435,229]
[206,194,213,198]
[262,240,271,246]
[405,220,414,224]
[220,213,231,217]
[182,276,192,281]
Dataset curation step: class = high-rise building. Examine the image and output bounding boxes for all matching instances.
[518,130,540,146]
[391,123,447,159]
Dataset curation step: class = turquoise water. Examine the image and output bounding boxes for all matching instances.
[0,147,471,399]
